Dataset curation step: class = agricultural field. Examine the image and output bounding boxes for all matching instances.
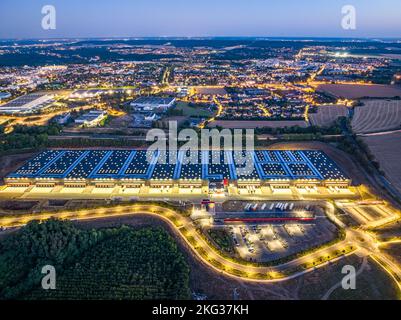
[362,131,401,194]
[309,105,348,127]
[352,100,401,134]
[0,219,190,300]
[317,84,401,99]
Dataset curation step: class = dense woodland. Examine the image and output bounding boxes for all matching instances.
[0,124,62,152]
[0,219,190,300]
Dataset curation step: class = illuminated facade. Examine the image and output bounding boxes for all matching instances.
[4,149,351,195]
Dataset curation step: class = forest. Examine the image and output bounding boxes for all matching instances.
[0,219,190,300]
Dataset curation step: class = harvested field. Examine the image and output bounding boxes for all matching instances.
[208,120,308,129]
[309,105,348,127]
[352,100,401,134]
[362,132,401,194]
[317,84,401,99]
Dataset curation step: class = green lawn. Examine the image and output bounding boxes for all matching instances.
[207,228,235,254]
[174,101,213,118]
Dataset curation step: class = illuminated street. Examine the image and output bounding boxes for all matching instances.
[0,201,400,290]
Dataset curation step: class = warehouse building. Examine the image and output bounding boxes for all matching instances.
[0,93,54,115]
[4,149,352,196]
[130,96,176,112]
[75,110,107,127]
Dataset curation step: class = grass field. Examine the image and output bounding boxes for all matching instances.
[207,228,235,254]
[174,101,214,118]
[298,255,399,300]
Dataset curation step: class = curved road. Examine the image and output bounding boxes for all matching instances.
[0,204,357,283]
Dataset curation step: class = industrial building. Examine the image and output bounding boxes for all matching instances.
[4,149,351,196]
[130,96,176,111]
[54,112,71,125]
[75,110,107,127]
[69,89,130,99]
[0,93,54,115]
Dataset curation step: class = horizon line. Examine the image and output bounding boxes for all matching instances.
[1,36,401,41]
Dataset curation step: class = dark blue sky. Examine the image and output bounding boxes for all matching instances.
[1,0,400,39]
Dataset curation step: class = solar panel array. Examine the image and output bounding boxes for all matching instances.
[8,149,349,181]
[0,93,49,108]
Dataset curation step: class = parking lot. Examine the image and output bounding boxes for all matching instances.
[220,200,323,217]
[226,218,337,262]
[336,201,397,226]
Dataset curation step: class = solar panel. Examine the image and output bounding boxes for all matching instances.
[8,149,349,182]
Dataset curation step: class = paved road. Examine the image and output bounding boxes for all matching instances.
[357,128,401,137]
[0,204,356,283]
[0,203,400,290]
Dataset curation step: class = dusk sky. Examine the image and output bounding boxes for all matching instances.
[1,0,401,39]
